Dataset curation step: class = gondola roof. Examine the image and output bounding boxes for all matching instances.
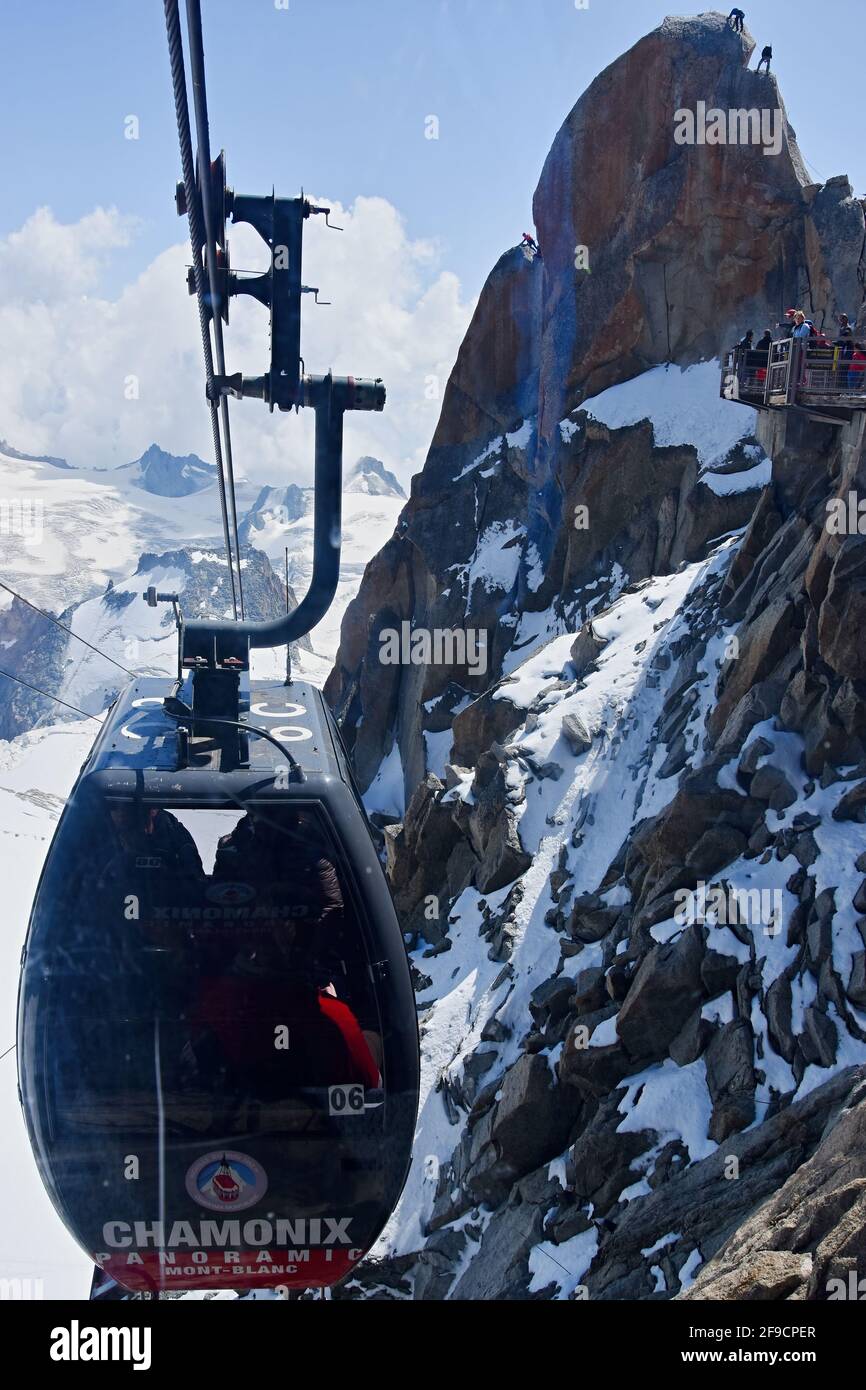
[86,676,340,782]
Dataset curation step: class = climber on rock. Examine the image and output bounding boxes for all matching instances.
[521,232,540,257]
[728,9,745,34]
[756,44,772,74]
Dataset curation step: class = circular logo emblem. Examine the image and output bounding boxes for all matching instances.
[185,1151,268,1212]
[205,880,256,906]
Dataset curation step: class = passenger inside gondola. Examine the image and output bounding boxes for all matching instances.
[105,803,205,882]
[87,802,206,973]
[75,799,382,1102]
[181,808,382,1095]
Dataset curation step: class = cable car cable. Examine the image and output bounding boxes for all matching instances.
[0,666,102,723]
[184,0,245,621]
[0,579,136,677]
[165,0,239,617]
[163,0,239,620]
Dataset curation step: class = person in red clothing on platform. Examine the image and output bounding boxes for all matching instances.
[848,343,866,394]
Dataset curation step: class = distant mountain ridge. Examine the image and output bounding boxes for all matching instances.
[346,455,406,498]
[0,434,406,504]
[114,445,406,502]
[116,443,219,497]
[0,434,404,729]
[238,484,309,545]
[0,438,72,469]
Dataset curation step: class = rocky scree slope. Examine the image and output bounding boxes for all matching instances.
[323,13,866,1300]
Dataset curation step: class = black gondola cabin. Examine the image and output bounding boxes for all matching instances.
[17,677,419,1294]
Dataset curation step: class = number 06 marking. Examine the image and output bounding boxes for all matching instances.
[328,1084,365,1116]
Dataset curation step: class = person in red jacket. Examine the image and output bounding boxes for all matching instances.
[182,809,381,1095]
[848,343,866,393]
[189,969,380,1091]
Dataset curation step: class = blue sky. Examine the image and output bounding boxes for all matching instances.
[0,1,863,479]
[3,1,864,303]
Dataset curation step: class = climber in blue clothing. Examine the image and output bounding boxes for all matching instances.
[756,44,772,74]
[728,9,745,34]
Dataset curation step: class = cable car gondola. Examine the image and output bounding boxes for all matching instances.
[18,675,419,1294]
[16,0,419,1296]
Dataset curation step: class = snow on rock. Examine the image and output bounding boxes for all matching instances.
[366,481,866,1301]
[363,740,406,818]
[578,361,765,471]
[617,1059,715,1164]
[466,519,525,597]
[528,1226,598,1298]
[703,457,771,494]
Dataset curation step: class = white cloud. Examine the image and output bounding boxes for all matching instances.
[0,205,137,302]
[0,197,474,487]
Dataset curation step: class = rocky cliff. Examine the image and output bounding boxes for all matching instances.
[326,11,865,803]
[324,12,866,1300]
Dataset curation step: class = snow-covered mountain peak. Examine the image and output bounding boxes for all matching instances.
[345,455,406,498]
[115,443,219,497]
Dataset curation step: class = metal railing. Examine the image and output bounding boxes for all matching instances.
[721,338,866,413]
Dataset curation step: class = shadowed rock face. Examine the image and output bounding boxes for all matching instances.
[427,247,543,462]
[0,595,67,739]
[678,1069,866,1301]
